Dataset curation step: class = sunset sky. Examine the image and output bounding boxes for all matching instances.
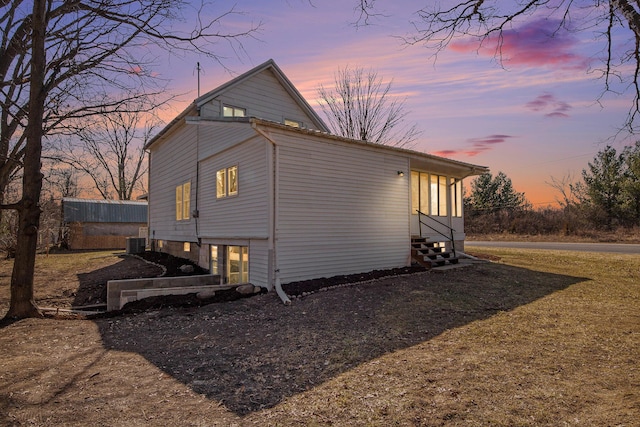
[154,0,636,207]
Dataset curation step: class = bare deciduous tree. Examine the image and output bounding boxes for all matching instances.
[317,66,421,148]
[547,173,582,209]
[0,0,259,321]
[353,0,640,132]
[53,107,157,200]
[43,167,81,199]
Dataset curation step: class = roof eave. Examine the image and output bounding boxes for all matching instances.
[144,103,197,150]
[249,118,488,175]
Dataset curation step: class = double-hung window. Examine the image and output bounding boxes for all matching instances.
[216,166,238,198]
[175,181,191,220]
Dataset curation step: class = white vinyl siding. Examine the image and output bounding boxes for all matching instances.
[199,69,315,128]
[273,131,410,284]
[148,123,197,241]
[248,239,269,289]
[196,122,257,161]
[198,137,269,238]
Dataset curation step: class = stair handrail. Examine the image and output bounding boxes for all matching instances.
[416,210,456,258]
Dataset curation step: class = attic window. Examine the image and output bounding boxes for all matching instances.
[284,119,302,128]
[223,105,246,117]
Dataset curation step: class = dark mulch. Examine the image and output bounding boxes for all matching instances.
[115,253,427,312]
[136,251,209,276]
[118,288,267,315]
[281,265,427,297]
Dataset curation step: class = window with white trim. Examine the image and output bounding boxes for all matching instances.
[216,166,238,198]
[411,172,452,217]
[210,245,249,284]
[223,105,246,117]
[175,181,191,221]
[430,175,448,217]
[451,178,463,218]
[410,171,430,215]
[227,245,249,284]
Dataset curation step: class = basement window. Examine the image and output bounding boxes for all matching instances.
[227,246,249,284]
[211,245,249,284]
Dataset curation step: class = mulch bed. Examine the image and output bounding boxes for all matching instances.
[115,252,428,312]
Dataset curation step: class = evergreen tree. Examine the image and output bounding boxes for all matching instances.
[467,172,528,212]
[621,142,640,224]
[580,146,625,228]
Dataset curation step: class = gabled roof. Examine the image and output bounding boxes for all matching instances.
[196,59,329,132]
[145,59,328,150]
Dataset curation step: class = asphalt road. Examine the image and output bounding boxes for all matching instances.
[466,241,640,255]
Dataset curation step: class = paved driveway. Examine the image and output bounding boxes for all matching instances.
[466,241,640,255]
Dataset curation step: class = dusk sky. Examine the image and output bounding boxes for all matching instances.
[154,0,636,207]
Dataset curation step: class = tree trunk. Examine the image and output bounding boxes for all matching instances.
[3,0,47,320]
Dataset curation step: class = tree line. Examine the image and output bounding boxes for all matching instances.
[465,143,640,235]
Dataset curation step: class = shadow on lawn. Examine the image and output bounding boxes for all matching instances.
[94,262,587,416]
[71,251,207,308]
[72,254,164,307]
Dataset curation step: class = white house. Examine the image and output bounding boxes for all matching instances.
[145,59,488,300]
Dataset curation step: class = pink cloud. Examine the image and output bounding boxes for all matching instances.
[432,149,459,157]
[450,18,589,70]
[433,134,515,158]
[463,134,514,156]
[526,92,572,118]
[129,65,144,75]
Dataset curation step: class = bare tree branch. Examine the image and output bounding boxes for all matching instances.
[354,0,640,133]
[49,104,159,200]
[1,0,260,319]
[1,0,261,205]
[317,66,422,148]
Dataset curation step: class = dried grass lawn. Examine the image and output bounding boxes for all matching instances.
[0,247,638,426]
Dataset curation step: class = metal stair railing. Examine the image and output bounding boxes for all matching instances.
[416,210,456,258]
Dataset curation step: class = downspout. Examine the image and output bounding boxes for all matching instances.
[251,121,291,305]
[194,116,201,246]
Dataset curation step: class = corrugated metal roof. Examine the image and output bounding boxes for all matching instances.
[62,198,148,223]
